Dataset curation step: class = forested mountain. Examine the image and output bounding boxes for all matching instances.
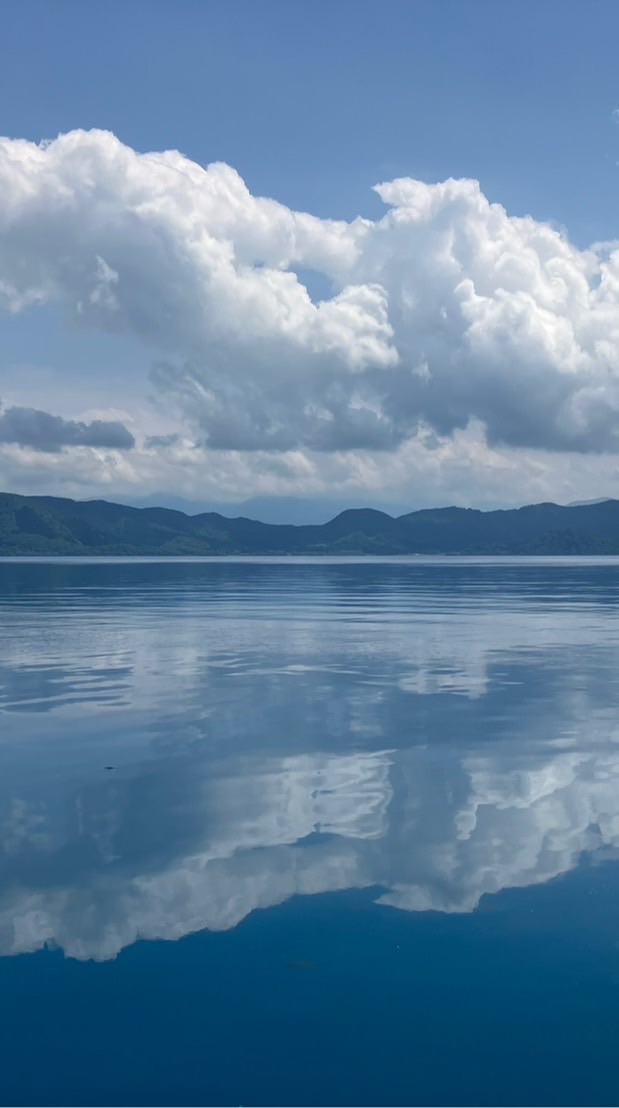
[3,493,619,555]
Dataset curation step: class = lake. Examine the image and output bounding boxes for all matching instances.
[1,557,619,1107]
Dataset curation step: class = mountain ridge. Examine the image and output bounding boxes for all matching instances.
[3,492,619,555]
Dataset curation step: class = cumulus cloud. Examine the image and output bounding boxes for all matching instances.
[1,129,619,459]
[0,403,135,452]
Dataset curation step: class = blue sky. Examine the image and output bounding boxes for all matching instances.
[2,0,619,512]
[4,0,619,238]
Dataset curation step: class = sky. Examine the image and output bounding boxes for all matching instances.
[2,0,619,514]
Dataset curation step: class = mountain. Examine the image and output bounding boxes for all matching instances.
[123,493,413,525]
[567,497,616,508]
[3,493,619,555]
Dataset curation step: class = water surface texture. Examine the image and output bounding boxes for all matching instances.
[2,557,619,1107]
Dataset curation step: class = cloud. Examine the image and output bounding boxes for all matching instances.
[3,415,619,512]
[144,432,184,449]
[0,403,135,452]
[1,129,619,459]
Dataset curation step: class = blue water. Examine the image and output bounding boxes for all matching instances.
[2,557,619,1107]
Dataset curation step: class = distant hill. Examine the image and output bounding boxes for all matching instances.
[567,497,616,508]
[3,493,619,555]
[124,493,412,525]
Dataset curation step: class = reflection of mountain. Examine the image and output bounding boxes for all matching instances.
[3,735,619,961]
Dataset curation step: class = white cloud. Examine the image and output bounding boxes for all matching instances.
[3,418,619,511]
[1,127,619,478]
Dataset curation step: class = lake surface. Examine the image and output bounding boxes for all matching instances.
[2,557,619,1107]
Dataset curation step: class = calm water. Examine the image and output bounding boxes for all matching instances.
[2,557,619,1107]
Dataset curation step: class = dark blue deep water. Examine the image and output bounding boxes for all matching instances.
[2,557,619,1107]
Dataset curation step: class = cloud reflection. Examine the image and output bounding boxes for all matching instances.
[2,560,619,960]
